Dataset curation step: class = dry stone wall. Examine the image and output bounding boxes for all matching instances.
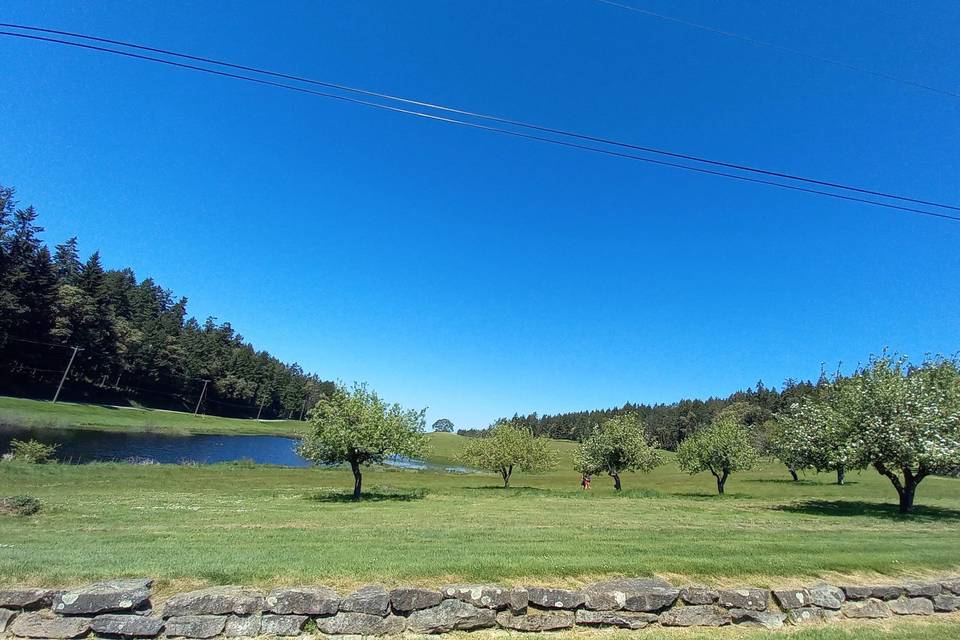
[0,577,958,638]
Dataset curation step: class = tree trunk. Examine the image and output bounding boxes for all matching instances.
[836,465,845,486]
[788,466,799,482]
[500,466,512,488]
[874,462,925,514]
[713,469,729,495]
[610,471,621,491]
[899,482,917,514]
[350,460,362,500]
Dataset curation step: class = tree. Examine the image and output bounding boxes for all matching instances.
[676,417,758,494]
[574,412,662,490]
[298,382,426,500]
[781,354,960,513]
[458,420,557,488]
[431,418,455,433]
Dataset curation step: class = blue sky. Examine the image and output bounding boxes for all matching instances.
[1,0,958,428]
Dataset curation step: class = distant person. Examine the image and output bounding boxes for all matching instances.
[581,473,592,490]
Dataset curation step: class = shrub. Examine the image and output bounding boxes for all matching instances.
[0,495,42,516]
[8,439,59,464]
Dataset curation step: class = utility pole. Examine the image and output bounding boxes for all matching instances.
[299,397,308,421]
[194,379,210,415]
[52,346,82,404]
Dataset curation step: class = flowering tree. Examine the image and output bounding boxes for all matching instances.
[459,420,556,488]
[298,383,426,500]
[574,413,662,490]
[779,354,960,513]
[676,418,758,494]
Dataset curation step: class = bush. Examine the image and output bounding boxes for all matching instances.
[0,495,42,516]
[8,439,59,464]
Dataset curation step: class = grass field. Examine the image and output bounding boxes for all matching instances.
[0,396,306,437]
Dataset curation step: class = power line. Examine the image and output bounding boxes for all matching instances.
[1,28,958,223]
[2,22,958,214]
[593,0,960,100]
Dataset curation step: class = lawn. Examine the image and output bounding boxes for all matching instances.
[0,396,307,437]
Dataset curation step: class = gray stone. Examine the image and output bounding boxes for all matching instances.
[260,614,307,636]
[524,586,583,610]
[772,588,811,610]
[888,597,934,616]
[1,609,17,634]
[164,616,226,638]
[680,586,718,605]
[315,612,404,636]
[842,585,903,601]
[841,585,873,600]
[406,599,497,634]
[718,588,768,611]
[574,609,657,629]
[843,598,891,619]
[933,594,960,612]
[941,578,960,595]
[495,610,574,631]
[508,588,529,614]
[224,614,261,637]
[808,584,845,610]
[582,578,679,612]
[0,589,56,610]
[904,582,941,598]
[163,587,264,617]
[265,587,338,615]
[90,614,164,637]
[787,607,838,624]
[340,586,389,616]
[53,579,152,615]
[9,612,91,639]
[389,588,442,613]
[440,584,512,610]
[729,609,786,630]
[660,605,731,627]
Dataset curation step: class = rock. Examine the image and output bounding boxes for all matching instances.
[440,584,514,610]
[315,612,405,636]
[164,615,226,638]
[340,585,390,616]
[265,588,338,615]
[389,588,442,613]
[841,585,873,600]
[163,587,264,617]
[260,614,307,636]
[524,587,584,610]
[888,597,934,616]
[582,578,679,612]
[224,614,261,637]
[842,585,903,601]
[843,598,891,619]
[787,607,837,624]
[941,578,960,595]
[660,605,731,627]
[1,609,17,634]
[508,588,529,614]
[772,588,811,610]
[718,588,768,611]
[808,584,845,610]
[574,610,657,629]
[933,594,960,612]
[496,610,574,631]
[729,609,786,629]
[680,586,718,605]
[406,599,497,634]
[90,614,164,637]
[0,589,56,610]
[904,582,941,598]
[53,579,152,615]
[9,612,91,639]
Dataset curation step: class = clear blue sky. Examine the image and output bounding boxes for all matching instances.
[2,1,958,428]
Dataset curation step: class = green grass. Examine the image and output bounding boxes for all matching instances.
[0,396,307,437]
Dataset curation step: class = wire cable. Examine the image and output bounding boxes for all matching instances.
[1,29,958,223]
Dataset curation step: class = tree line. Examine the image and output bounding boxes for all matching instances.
[0,184,333,419]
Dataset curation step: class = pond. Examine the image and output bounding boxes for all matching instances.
[0,425,470,472]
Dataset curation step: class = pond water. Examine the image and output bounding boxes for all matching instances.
[0,425,469,472]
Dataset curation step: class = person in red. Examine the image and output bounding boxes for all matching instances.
[581,473,592,490]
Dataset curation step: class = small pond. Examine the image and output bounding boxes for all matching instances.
[0,425,469,471]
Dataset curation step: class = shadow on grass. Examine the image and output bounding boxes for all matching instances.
[463,486,554,495]
[747,478,859,486]
[307,487,428,503]
[776,499,960,521]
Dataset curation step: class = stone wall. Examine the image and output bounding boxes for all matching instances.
[1,576,958,638]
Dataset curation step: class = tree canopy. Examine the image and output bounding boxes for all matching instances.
[458,420,557,487]
[431,418,455,432]
[676,417,758,494]
[298,382,427,499]
[574,412,662,490]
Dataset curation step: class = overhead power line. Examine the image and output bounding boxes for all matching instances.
[593,0,960,100]
[1,26,958,223]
